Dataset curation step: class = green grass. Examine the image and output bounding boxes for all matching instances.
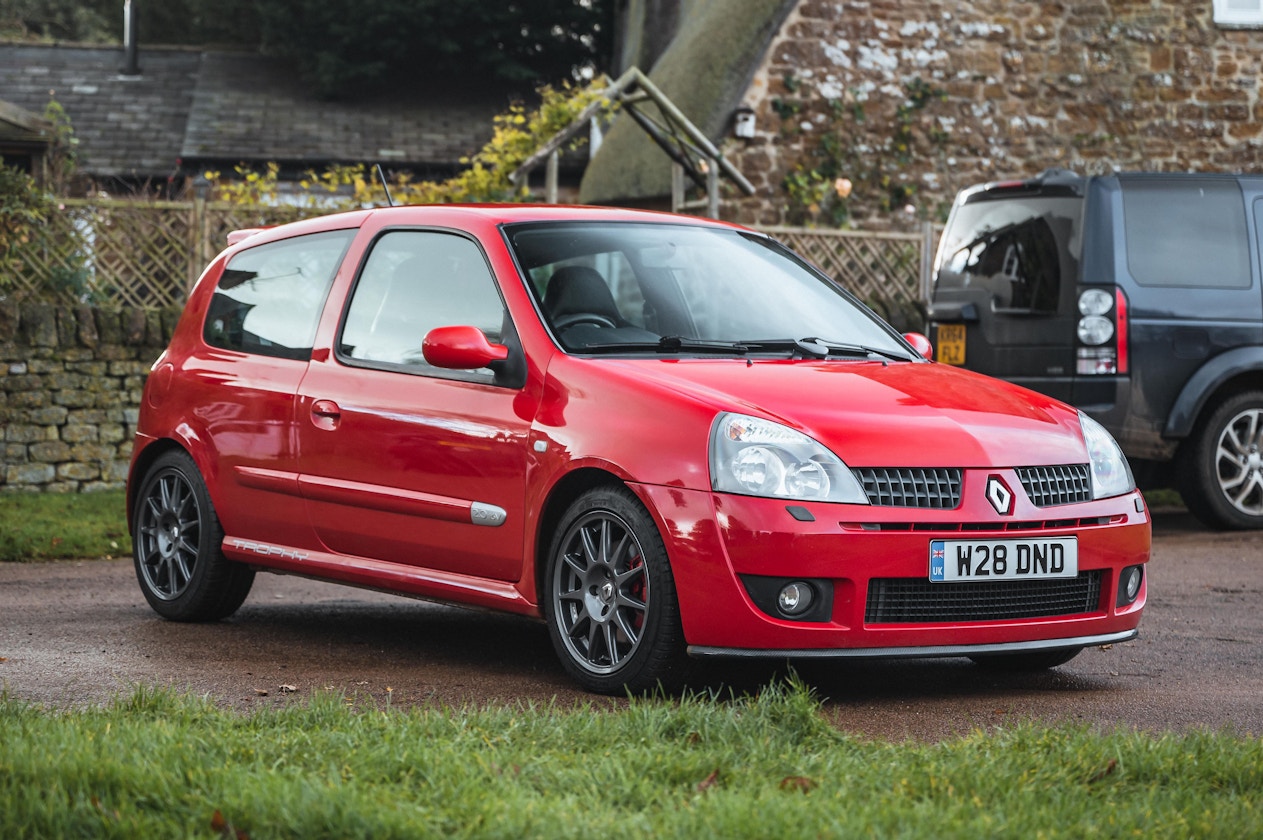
[0,489,127,562]
[1,681,1260,839]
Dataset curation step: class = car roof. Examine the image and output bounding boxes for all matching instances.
[223,204,751,254]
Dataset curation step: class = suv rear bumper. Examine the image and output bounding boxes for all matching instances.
[1009,374,1174,461]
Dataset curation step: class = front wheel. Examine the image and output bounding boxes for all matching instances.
[1179,390,1263,530]
[132,450,254,621]
[544,486,688,694]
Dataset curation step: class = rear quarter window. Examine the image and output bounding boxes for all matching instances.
[203,229,355,359]
[1121,179,1251,289]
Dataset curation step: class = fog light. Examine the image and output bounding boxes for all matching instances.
[1117,565,1143,606]
[1077,347,1117,375]
[778,582,814,616]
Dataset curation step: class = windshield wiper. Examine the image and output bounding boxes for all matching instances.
[742,338,912,362]
[576,335,750,355]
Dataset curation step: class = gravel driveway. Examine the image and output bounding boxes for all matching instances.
[1,507,1258,740]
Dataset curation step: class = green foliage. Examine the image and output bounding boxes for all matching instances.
[253,0,612,100]
[0,0,609,97]
[0,161,53,293]
[0,0,115,42]
[0,490,126,562]
[206,82,611,208]
[780,78,949,226]
[0,101,90,300]
[1,681,1261,838]
[41,98,78,194]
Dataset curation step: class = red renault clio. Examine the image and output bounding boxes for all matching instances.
[128,205,1149,693]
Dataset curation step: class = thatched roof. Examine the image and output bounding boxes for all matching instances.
[580,0,795,204]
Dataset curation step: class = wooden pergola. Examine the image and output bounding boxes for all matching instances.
[508,67,755,219]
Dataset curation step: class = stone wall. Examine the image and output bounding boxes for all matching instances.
[0,303,178,494]
[724,0,1263,228]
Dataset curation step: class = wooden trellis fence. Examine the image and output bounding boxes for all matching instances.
[5,201,938,330]
[5,199,308,309]
[764,225,937,332]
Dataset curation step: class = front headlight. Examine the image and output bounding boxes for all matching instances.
[1079,412,1135,499]
[709,413,868,504]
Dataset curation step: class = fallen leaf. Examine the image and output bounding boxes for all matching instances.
[696,769,720,792]
[253,689,268,697]
[211,809,251,840]
[780,776,816,793]
[279,684,297,694]
[90,796,119,820]
[1088,759,1118,784]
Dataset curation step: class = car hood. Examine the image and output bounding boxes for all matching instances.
[597,357,1087,468]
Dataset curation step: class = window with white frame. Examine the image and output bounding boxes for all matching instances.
[1215,0,1263,27]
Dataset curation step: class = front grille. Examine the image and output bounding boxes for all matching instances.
[865,571,1103,624]
[1016,464,1091,507]
[843,517,1110,533]
[856,468,962,509]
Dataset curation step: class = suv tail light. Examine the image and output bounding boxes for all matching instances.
[1075,287,1128,375]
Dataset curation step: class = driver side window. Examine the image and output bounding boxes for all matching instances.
[339,230,506,375]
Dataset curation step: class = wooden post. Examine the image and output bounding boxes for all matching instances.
[920,221,935,304]
[707,161,719,219]
[546,151,559,204]
[190,193,208,299]
[671,163,684,214]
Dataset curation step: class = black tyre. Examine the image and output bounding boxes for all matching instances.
[970,647,1082,672]
[544,485,689,694]
[1179,390,1263,530]
[132,450,254,621]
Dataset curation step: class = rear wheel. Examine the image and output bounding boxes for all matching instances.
[544,486,688,694]
[132,450,254,621]
[970,647,1082,672]
[1180,391,1263,530]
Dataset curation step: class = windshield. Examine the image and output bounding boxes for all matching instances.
[505,222,910,357]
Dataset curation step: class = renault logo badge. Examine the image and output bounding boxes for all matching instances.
[986,475,1014,515]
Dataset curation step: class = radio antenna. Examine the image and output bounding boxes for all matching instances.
[375,164,396,207]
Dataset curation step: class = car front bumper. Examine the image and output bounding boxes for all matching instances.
[634,477,1150,656]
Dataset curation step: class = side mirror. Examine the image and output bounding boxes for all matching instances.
[903,332,934,361]
[422,325,509,370]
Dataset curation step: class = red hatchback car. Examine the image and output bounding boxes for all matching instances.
[128,205,1149,693]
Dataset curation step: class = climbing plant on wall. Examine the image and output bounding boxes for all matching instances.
[779,76,949,227]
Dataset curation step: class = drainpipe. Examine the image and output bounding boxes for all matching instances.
[121,0,140,76]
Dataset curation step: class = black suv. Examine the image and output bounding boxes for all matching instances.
[929,169,1263,529]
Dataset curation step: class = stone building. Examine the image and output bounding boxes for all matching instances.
[583,0,1263,229]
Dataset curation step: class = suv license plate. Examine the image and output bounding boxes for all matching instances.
[929,537,1078,582]
[936,323,966,365]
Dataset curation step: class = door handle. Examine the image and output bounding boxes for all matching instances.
[310,399,341,430]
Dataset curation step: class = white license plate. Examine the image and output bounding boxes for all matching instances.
[929,537,1078,582]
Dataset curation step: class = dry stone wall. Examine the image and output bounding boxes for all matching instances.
[724,0,1263,228]
[0,303,177,494]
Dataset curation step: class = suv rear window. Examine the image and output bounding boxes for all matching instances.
[1121,179,1251,289]
[935,195,1082,313]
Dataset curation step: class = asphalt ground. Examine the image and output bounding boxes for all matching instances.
[0,507,1259,740]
